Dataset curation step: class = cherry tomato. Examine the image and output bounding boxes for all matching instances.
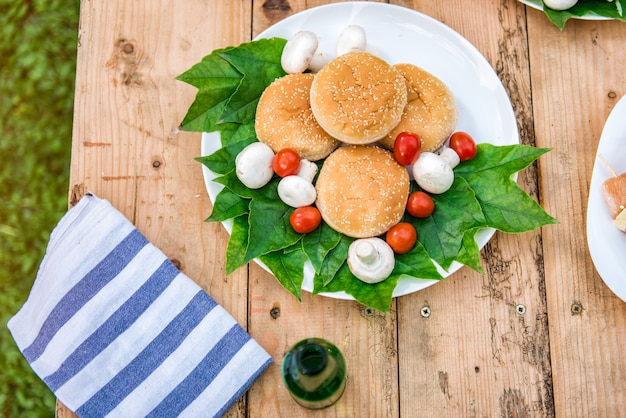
[289,206,321,233]
[449,132,477,162]
[393,132,421,165]
[385,222,417,254]
[272,148,301,177]
[406,191,435,218]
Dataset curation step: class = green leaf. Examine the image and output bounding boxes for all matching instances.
[176,49,243,131]
[317,235,353,286]
[456,143,549,177]
[302,222,345,274]
[318,263,400,312]
[408,177,486,270]
[392,241,444,280]
[177,93,223,132]
[540,0,626,29]
[455,228,483,273]
[225,215,250,275]
[196,136,255,175]
[206,188,250,222]
[456,144,558,233]
[244,178,302,263]
[219,122,257,147]
[218,38,287,124]
[212,170,257,199]
[259,245,306,301]
[176,47,242,90]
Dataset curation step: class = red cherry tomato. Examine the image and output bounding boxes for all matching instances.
[289,206,321,233]
[385,222,417,254]
[393,132,421,165]
[449,132,477,162]
[272,148,301,177]
[406,191,435,218]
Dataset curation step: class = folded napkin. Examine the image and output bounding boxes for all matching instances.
[7,193,272,418]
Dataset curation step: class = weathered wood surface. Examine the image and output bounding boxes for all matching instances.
[60,0,626,417]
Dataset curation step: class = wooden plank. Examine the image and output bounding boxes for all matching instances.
[247,1,399,416]
[526,8,626,417]
[395,0,555,416]
[60,1,251,417]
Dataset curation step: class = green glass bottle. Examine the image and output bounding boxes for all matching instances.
[282,338,347,409]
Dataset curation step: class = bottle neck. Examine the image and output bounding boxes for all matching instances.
[295,342,328,375]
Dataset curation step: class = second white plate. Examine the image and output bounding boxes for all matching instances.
[519,0,612,20]
[586,95,626,303]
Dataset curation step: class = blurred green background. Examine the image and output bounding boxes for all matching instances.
[0,0,80,416]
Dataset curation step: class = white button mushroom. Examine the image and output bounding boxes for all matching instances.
[542,0,578,10]
[277,175,317,208]
[296,159,318,183]
[336,25,367,56]
[439,147,460,169]
[281,31,319,74]
[307,51,329,73]
[235,142,275,189]
[347,238,395,284]
[412,152,455,194]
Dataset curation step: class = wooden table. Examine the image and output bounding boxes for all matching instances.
[60,0,626,416]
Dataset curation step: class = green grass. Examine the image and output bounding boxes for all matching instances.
[0,0,80,416]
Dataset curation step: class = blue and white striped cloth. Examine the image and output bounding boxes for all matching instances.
[8,193,272,417]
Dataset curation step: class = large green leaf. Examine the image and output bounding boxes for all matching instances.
[317,235,353,286]
[176,49,243,131]
[217,38,287,124]
[259,245,306,301]
[244,178,302,264]
[302,222,344,274]
[455,228,484,273]
[206,188,250,222]
[392,241,444,281]
[455,144,558,233]
[225,215,250,275]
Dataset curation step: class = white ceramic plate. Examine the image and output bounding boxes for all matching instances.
[519,0,611,20]
[201,2,519,299]
[586,95,626,303]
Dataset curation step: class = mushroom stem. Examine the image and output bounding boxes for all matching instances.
[347,238,395,284]
[354,240,378,265]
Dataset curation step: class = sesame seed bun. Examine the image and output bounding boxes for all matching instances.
[378,63,458,152]
[315,145,409,238]
[255,73,339,161]
[310,52,408,145]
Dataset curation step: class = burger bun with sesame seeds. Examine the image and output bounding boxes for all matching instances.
[310,52,408,145]
[255,73,340,161]
[315,145,410,238]
[378,63,459,152]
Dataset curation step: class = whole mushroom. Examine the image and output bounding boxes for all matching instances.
[235,142,275,189]
[277,175,317,208]
[307,51,329,73]
[336,25,367,56]
[347,238,395,284]
[412,152,454,194]
[543,0,578,10]
[281,31,319,74]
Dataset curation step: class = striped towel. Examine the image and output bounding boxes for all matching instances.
[7,193,272,417]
